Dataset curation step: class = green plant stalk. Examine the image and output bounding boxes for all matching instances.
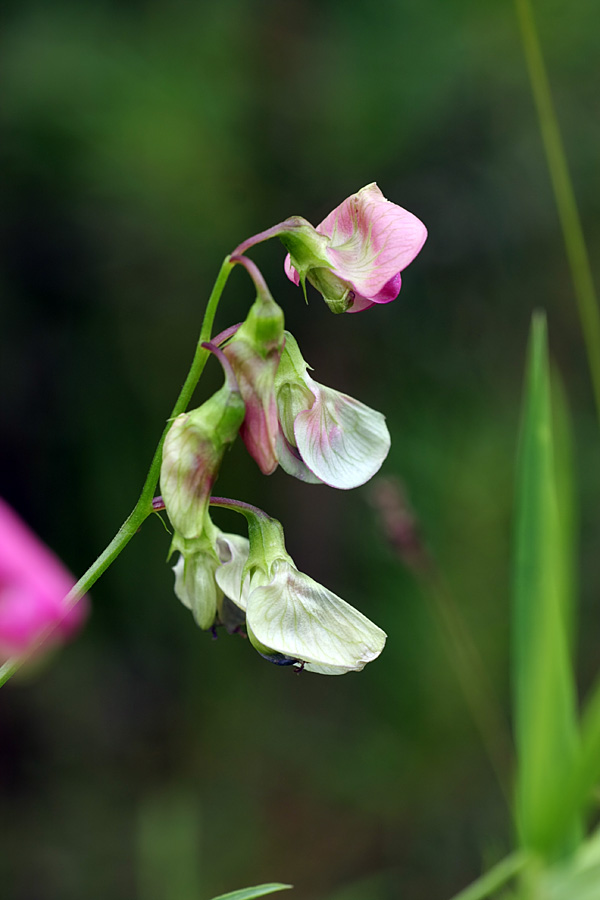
[448,851,529,900]
[0,256,235,689]
[418,567,513,811]
[515,0,600,423]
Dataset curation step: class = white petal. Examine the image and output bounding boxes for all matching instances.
[293,375,391,489]
[246,561,386,673]
[215,532,251,610]
[172,552,219,630]
[275,427,324,484]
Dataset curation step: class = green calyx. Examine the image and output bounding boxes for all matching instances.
[243,513,292,583]
[278,217,332,278]
[306,268,354,314]
[235,292,285,356]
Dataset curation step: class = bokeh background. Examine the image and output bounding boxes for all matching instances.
[1,1,599,898]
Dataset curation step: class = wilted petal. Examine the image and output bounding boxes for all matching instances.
[292,374,390,489]
[246,561,386,674]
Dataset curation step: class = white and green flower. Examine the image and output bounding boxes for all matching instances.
[274,332,391,490]
[213,503,386,674]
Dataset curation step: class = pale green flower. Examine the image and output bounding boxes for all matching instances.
[171,527,249,633]
[214,508,386,674]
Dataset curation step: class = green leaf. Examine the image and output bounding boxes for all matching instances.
[209,884,292,900]
[512,311,581,857]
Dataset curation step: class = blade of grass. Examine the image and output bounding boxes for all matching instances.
[209,886,292,900]
[512,311,580,857]
[448,851,529,900]
[515,0,600,426]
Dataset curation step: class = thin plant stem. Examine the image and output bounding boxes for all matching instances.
[0,256,235,688]
[370,479,513,808]
[448,851,530,900]
[515,0,600,422]
[419,567,514,812]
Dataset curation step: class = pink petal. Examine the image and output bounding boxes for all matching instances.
[317,184,427,299]
[284,253,301,286]
[0,498,88,662]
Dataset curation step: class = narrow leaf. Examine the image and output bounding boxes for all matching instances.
[209,884,292,900]
[512,311,580,856]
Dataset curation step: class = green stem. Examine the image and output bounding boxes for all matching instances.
[419,568,514,812]
[448,851,530,900]
[0,256,235,688]
[515,0,600,423]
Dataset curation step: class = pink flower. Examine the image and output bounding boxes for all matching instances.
[284,183,427,313]
[0,498,88,664]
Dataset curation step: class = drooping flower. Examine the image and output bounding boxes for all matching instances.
[171,523,249,634]
[282,183,427,313]
[0,497,88,664]
[222,258,285,475]
[274,331,390,489]
[213,500,386,674]
[160,346,245,540]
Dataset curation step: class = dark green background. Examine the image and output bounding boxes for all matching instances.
[1,1,599,898]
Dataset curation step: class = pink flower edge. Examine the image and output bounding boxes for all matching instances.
[0,498,88,662]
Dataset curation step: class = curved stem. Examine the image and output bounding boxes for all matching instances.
[230,254,271,298]
[209,496,270,520]
[0,257,236,688]
[232,221,292,258]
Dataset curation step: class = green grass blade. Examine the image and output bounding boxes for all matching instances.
[209,886,292,900]
[448,851,529,900]
[512,311,580,857]
[515,0,600,427]
[566,668,600,831]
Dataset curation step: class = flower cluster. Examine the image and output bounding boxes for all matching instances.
[0,184,423,677]
[158,184,426,674]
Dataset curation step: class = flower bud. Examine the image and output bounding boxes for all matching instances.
[223,285,285,475]
[160,365,245,540]
[170,525,250,633]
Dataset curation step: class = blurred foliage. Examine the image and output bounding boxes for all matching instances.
[1,1,600,898]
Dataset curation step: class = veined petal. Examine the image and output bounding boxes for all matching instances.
[246,561,386,674]
[293,374,390,489]
[318,183,427,298]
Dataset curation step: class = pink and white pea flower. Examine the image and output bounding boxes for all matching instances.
[274,332,391,490]
[214,509,386,675]
[283,183,427,313]
[0,497,88,665]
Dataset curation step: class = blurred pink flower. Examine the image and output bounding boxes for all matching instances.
[0,498,88,664]
[284,183,427,313]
